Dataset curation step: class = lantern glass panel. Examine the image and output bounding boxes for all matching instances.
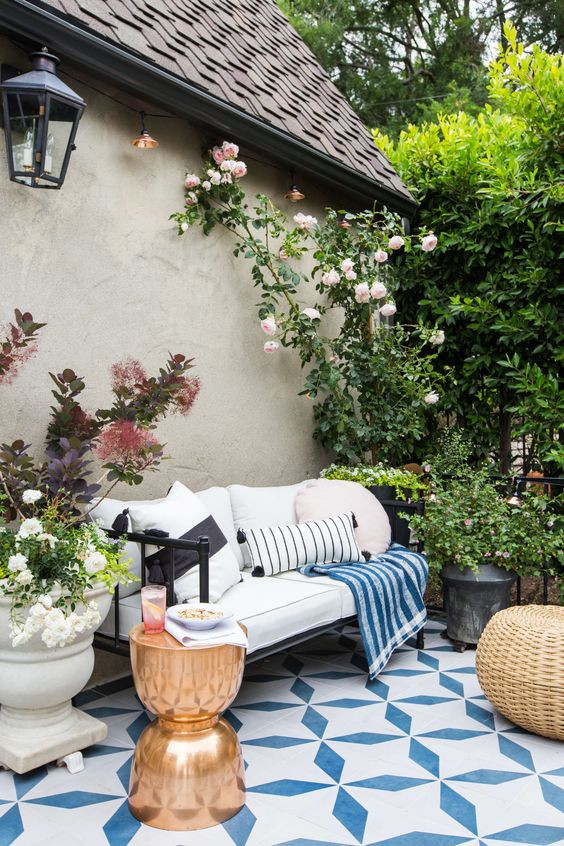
[41,98,80,181]
[6,91,41,186]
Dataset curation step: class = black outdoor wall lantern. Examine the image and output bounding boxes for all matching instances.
[1,49,85,189]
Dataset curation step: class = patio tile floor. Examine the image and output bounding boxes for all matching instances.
[1,620,563,846]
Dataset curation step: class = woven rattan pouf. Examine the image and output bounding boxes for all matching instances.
[476,605,564,741]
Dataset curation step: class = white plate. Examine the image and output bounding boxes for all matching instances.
[167,603,232,630]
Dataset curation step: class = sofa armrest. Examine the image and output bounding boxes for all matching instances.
[105,529,211,605]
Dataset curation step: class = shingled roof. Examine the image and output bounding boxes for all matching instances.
[0,0,416,213]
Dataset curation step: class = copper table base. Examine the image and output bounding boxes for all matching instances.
[128,624,246,831]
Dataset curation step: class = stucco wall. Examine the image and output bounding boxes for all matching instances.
[0,37,337,498]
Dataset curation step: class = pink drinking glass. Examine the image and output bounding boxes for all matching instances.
[141,585,167,633]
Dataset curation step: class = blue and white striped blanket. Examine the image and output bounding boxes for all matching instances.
[302,543,428,678]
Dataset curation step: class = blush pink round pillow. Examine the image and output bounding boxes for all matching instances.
[295,479,391,558]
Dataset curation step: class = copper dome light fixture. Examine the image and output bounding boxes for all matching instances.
[284,170,305,202]
[131,111,159,148]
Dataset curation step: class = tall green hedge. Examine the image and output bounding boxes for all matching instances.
[376,25,563,473]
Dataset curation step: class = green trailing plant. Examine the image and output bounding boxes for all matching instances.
[408,468,563,577]
[172,141,446,465]
[375,24,563,474]
[320,463,428,501]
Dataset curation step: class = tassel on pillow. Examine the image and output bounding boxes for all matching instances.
[111,508,130,533]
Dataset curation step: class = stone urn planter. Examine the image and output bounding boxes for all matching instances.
[0,584,112,773]
[441,563,516,652]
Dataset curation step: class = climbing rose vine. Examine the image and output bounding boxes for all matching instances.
[172,143,445,464]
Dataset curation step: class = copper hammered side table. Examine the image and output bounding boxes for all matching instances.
[127,623,247,831]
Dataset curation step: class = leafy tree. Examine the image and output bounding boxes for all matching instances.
[280,0,562,135]
[376,24,563,473]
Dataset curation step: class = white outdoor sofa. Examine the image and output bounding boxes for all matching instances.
[94,481,424,661]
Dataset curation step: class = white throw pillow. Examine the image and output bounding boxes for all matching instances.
[295,478,391,558]
[228,480,314,566]
[239,511,364,577]
[128,481,241,603]
[196,486,244,570]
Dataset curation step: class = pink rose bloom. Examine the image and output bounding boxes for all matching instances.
[279,249,288,261]
[202,180,211,191]
[422,232,438,252]
[370,282,387,300]
[221,172,232,184]
[293,212,317,232]
[184,174,200,189]
[354,283,370,304]
[222,141,239,159]
[388,235,404,250]
[264,340,279,354]
[212,146,224,164]
[220,160,236,172]
[232,161,247,178]
[322,268,340,286]
[261,316,277,336]
[379,302,397,317]
[302,307,321,320]
[424,391,439,405]
[375,249,388,263]
[345,269,357,281]
[185,192,198,206]
[429,329,445,345]
[341,258,354,273]
[210,171,221,185]
[464,518,472,527]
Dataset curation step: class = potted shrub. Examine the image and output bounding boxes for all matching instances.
[408,469,562,650]
[0,309,201,772]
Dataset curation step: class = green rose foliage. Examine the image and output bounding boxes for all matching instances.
[173,151,446,465]
[375,24,563,474]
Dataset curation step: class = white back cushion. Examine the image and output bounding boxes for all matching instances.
[228,480,314,566]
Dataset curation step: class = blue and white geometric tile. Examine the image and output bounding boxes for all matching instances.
[0,619,562,846]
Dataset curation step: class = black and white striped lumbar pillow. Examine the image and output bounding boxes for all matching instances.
[238,511,364,577]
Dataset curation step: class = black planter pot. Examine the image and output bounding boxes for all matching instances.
[368,484,395,501]
[368,485,411,547]
[441,563,516,651]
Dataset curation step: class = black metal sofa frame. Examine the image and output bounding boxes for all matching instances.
[93,498,426,662]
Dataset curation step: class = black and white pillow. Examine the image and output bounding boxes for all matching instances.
[128,481,241,602]
[238,511,364,577]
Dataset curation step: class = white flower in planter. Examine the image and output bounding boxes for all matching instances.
[15,569,34,585]
[424,391,440,404]
[84,550,107,575]
[16,518,43,539]
[38,532,58,549]
[22,489,43,505]
[8,553,28,572]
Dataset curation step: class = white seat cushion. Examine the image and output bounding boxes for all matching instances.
[228,480,314,566]
[277,569,357,618]
[98,570,344,654]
